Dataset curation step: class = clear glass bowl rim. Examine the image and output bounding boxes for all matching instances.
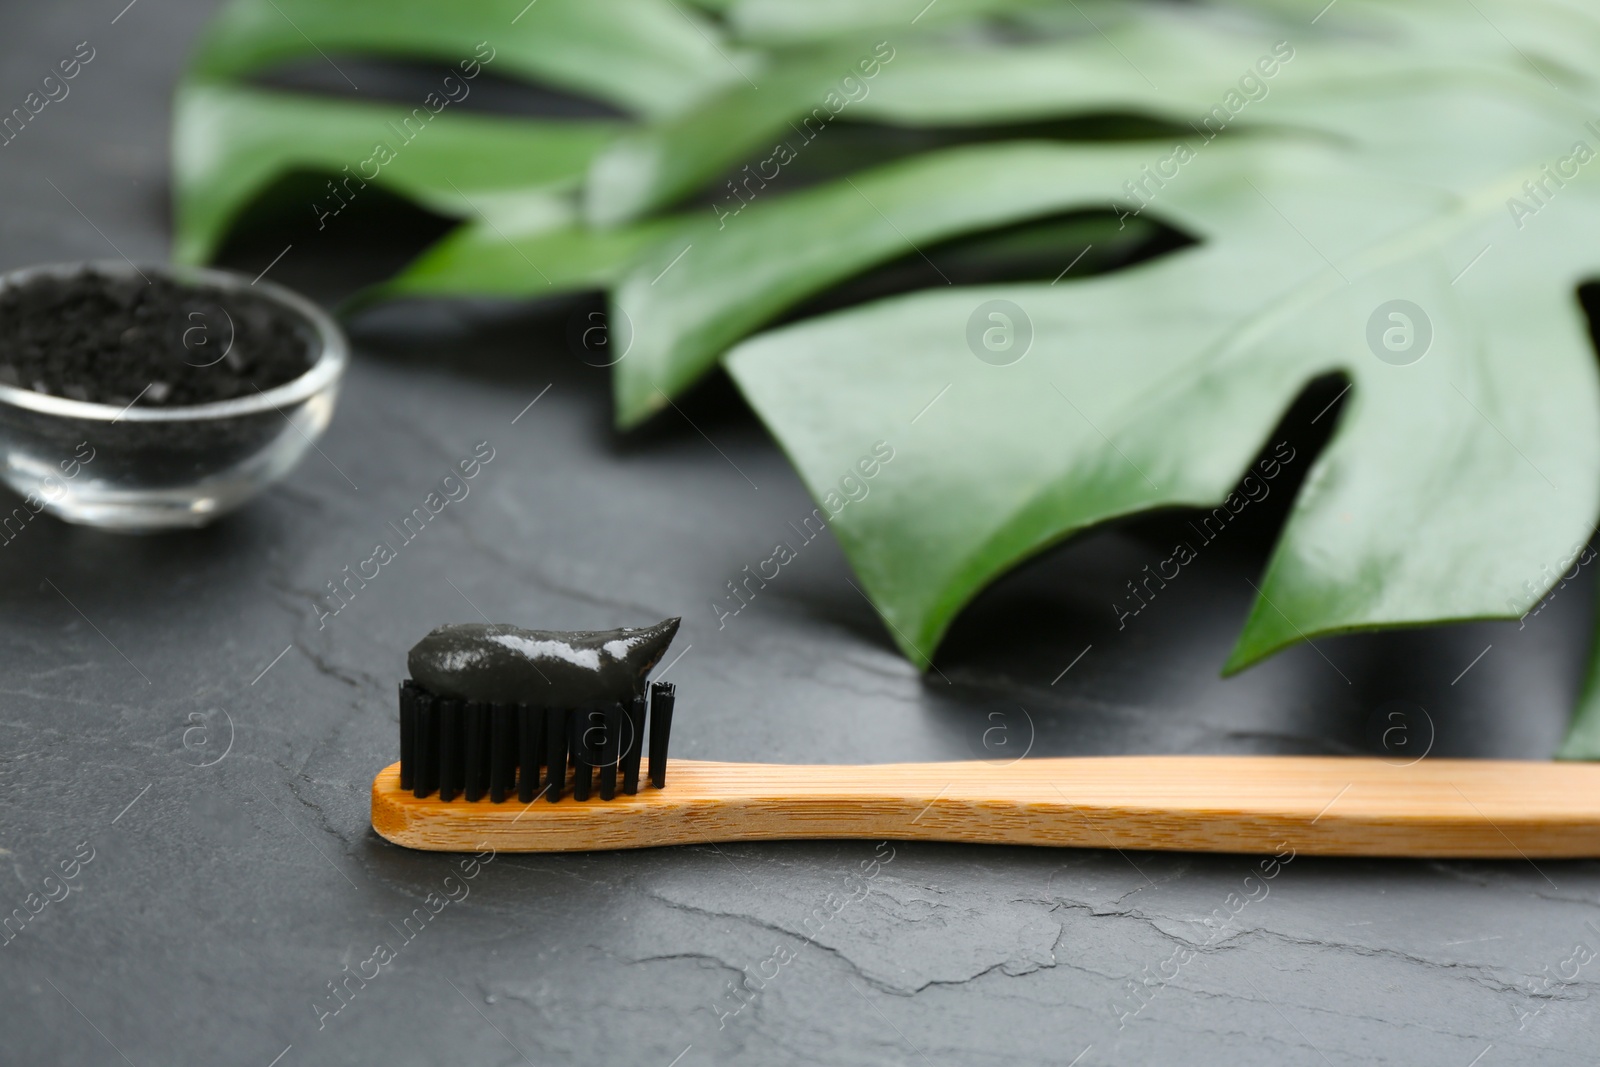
[0,259,348,423]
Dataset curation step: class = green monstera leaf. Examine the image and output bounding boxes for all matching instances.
[725,129,1600,677]
[377,207,676,301]
[587,0,1599,227]
[582,17,1259,226]
[611,143,1170,427]
[172,0,745,265]
[716,15,1600,716]
[604,2,1594,407]
[173,82,619,265]
[185,0,741,109]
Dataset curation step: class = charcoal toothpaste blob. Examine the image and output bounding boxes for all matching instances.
[396,618,681,804]
[407,617,679,705]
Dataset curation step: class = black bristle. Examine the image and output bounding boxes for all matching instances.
[489,704,515,803]
[648,681,676,789]
[518,704,542,803]
[571,710,596,802]
[544,707,569,802]
[503,705,521,795]
[398,682,417,792]
[480,704,496,796]
[622,694,645,795]
[414,692,438,798]
[438,699,462,802]
[463,703,488,802]
[401,679,680,803]
[598,705,621,801]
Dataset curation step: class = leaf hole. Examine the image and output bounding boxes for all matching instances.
[1577,281,1600,358]
[690,112,1200,213]
[773,208,1197,326]
[1122,371,1352,557]
[247,56,633,120]
[209,170,458,301]
[935,372,1352,673]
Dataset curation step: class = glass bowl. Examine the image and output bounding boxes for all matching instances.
[0,260,347,531]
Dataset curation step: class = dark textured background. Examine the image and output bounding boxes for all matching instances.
[3,3,1599,1064]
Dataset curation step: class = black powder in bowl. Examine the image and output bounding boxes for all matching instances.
[0,268,315,407]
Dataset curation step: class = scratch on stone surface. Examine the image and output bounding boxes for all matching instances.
[634,883,1104,998]
[1058,899,1559,1002]
[265,762,379,862]
[1425,861,1600,910]
[630,950,749,982]
[1214,927,1548,996]
[291,641,375,691]
[1155,975,1534,1048]
[636,890,924,995]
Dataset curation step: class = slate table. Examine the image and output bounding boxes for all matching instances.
[3,3,1599,1064]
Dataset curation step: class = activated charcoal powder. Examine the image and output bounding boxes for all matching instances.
[0,269,315,407]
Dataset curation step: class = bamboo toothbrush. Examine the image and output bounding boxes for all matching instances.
[371,620,1600,857]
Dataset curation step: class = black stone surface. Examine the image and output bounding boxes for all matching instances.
[2,4,1598,1064]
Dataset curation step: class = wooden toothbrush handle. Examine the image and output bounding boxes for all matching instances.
[370,755,1600,856]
